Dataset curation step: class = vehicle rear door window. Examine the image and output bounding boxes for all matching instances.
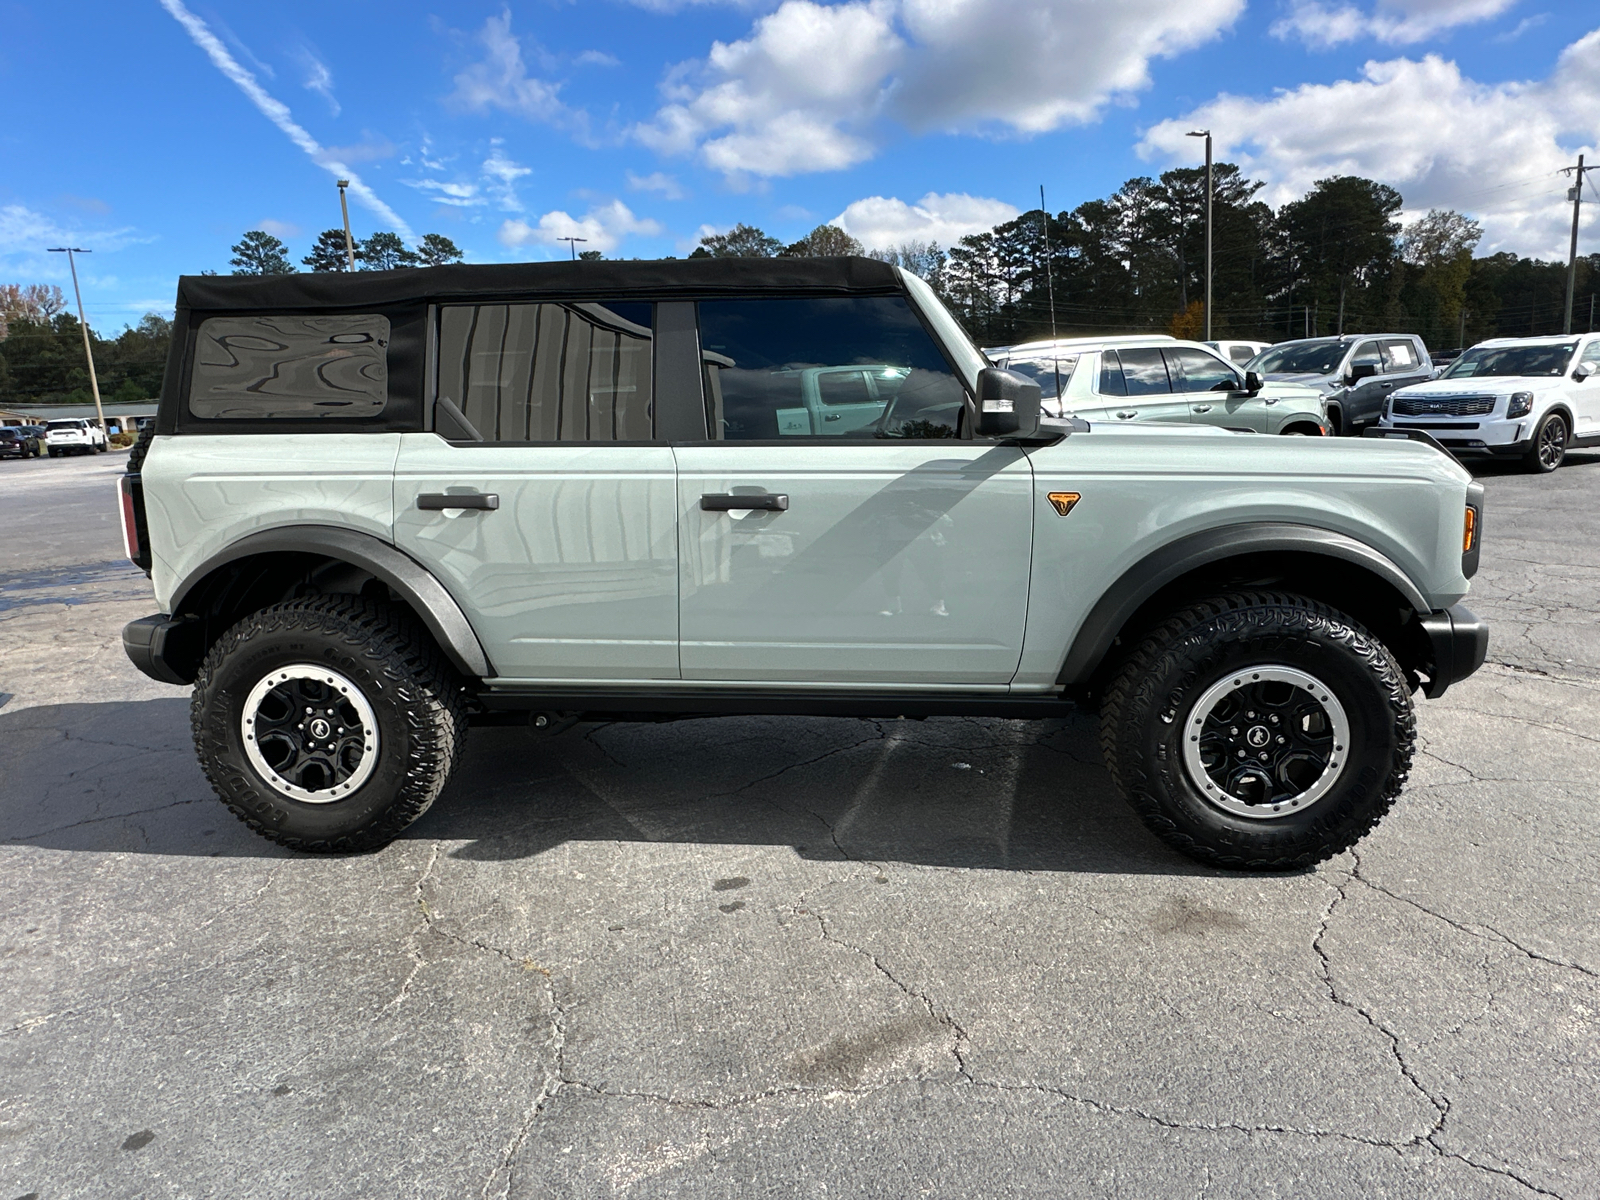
[1164,347,1242,393]
[436,301,653,441]
[697,296,965,440]
[1117,348,1173,396]
[189,314,390,419]
[1380,338,1419,373]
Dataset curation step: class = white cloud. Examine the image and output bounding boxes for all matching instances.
[627,170,687,200]
[1272,0,1516,47]
[498,200,664,253]
[482,144,532,211]
[574,50,621,68]
[447,11,580,133]
[1139,29,1600,259]
[636,0,1245,179]
[831,192,1021,250]
[637,0,901,178]
[402,144,533,212]
[157,0,414,240]
[255,218,301,239]
[299,48,340,116]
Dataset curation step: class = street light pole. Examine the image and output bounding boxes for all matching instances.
[558,236,588,260]
[1187,130,1213,341]
[337,179,356,270]
[46,247,107,438]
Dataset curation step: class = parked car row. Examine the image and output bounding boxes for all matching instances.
[0,418,113,460]
[984,330,1600,472]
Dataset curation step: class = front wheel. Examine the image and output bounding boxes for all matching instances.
[192,596,467,852]
[1524,412,1567,473]
[1100,592,1415,870]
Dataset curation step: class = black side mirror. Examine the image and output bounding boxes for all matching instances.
[975,367,1041,438]
[1244,370,1263,394]
[1574,367,1592,382]
[1347,361,1379,383]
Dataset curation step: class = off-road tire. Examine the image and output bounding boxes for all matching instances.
[192,596,467,852]
[1523,412,1567,473]
[1100,592,1414,870]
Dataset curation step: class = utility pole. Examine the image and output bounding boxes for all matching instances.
[1040,185,1061,399]
[1560,154,1595,335]
[1187,129,1213,340]
[337,180,356,270]
[46,247,107,438]
[558,236,588,260]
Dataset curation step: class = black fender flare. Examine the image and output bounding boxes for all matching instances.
[1056,522,1431,685]
[171,525,494,679]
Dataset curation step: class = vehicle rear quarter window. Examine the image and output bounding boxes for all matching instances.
[1098,350,1128,396]
[1164,347,1240,393]
[697,296,964,440]
[1004,354,1079,399]
[189,314,390,419]
[436,301,653,442]
[1227,344,1255,364]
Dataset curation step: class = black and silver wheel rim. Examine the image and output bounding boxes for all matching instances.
[1538,417,1566,469]
[241,664,379,803]
[1181,666,1350,820]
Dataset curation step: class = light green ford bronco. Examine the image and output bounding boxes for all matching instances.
[120,258,1487,869]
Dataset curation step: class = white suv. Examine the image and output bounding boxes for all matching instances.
[45,417,108,456]
[1378,335,1600,472]
[988,336,1329,435]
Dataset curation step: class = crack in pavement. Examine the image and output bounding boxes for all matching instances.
[793,904,973,1084]
[3,796,206,843]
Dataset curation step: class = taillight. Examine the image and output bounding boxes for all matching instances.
[119,474,150,571]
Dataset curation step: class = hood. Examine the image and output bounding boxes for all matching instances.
[1392,376,1558,397]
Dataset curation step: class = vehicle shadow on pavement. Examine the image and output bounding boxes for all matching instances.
[0,699,1213,876]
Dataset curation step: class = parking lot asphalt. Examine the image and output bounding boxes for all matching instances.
[2,447,1596,1199]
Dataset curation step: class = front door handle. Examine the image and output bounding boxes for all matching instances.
[1380,382,1395,389]
[1116,410,1138,420]
[823,413,842,421]
[700,492,789,512]
[417,492,499,511]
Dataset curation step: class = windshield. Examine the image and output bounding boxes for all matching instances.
[1441,343,1576,379]
[1003,355,1080,399]
[1251,342,1346,375]
[898,268,985,392]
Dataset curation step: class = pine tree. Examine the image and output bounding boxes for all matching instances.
[415,233,464,266]
[303,229,355,272]
[357,231,421,271]
[229,231,293,276]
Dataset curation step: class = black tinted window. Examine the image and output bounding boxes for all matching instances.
[438,301,653,441]
[1118,348,1172,395]
[697,297,964,440]
[1165,347,1240,393]
[190,315,389,419]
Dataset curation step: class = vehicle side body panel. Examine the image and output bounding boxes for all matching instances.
[1013,427,1473,690]
[141,433,401,611]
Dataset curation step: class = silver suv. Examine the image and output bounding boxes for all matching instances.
[119,258,1487,869]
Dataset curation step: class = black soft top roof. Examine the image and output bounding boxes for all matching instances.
[175,256,902,311]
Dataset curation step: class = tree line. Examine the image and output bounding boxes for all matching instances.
[690,170,1599,351]
[4,171,1596,407]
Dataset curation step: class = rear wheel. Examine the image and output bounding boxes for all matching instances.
[1100,592,1414,870]
[192,596,467,852]
[1524,412,1567,473]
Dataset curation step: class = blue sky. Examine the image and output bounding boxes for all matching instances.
[1,0,1595,330]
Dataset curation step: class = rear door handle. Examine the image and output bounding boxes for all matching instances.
[1192,404,1212,413]
[700,492,789,512]
[1116,411,1138,420]
[417,492,499,511]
